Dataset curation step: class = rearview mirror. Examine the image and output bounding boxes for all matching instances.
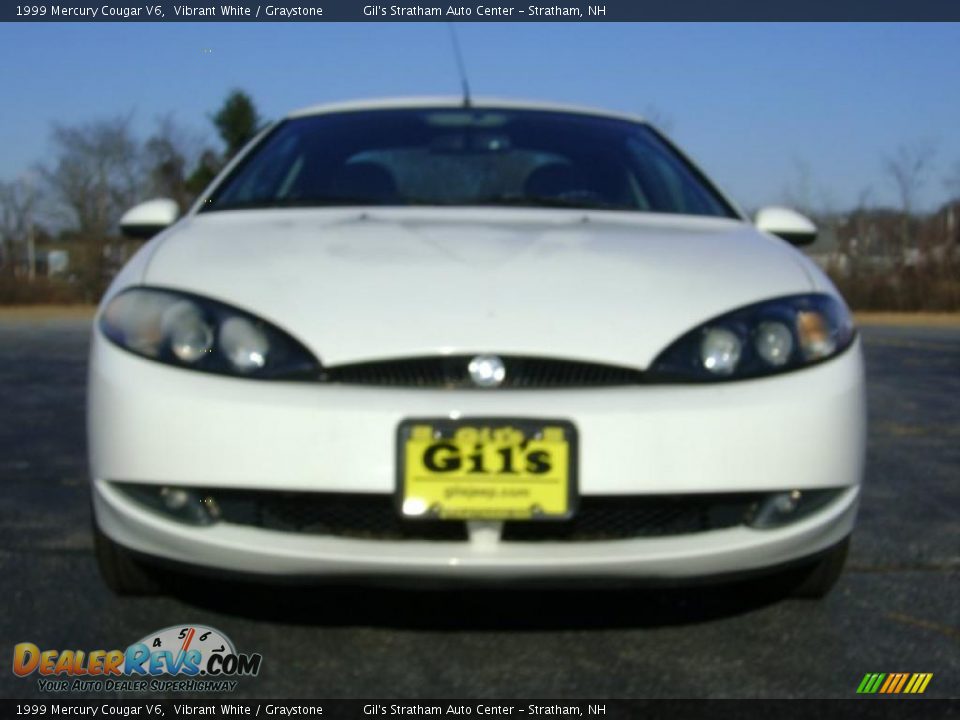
[755,206,817,246]
[120,198,180,240]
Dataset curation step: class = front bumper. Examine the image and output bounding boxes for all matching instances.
[93,480,859,580]
[88,332,866,579]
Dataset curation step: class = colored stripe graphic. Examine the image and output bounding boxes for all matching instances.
[910,673,933,694]
[858,673,933,694]
[857,673,886,693]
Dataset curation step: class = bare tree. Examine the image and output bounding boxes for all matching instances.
[0,177,38,279]
[883,141,936,252]
[945,160,960,200]
[943,161,960,250]
[38,115,143,296]
[781,159,816,216]
[841,185,879,270]
[780,159,841,219]
[144,114,205,211]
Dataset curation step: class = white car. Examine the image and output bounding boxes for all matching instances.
[89,98,866,597]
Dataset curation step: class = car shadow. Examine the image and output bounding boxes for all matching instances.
[161,569,806,631]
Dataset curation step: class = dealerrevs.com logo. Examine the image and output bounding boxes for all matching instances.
[13,624,262,693]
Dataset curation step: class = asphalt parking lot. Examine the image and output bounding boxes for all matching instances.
[0,318,957,699]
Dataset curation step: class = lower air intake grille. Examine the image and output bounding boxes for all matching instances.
[207,491,761,542]
[214,491,467,541]
[502,495,759,541]
[323,355,644,389]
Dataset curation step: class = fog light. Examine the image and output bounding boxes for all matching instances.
[748,489,843,529]
[160,486,214,525]
[116,483,218,526]
[160,487,190,510]
[749,490,801,528]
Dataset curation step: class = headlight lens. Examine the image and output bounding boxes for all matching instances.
[699,328,742,376]
[100,287,320,379]
[797,309,837,360]
[219,317,270,373]
[754,321,793,367]
[163,301,214,363]
[649,293,854,381]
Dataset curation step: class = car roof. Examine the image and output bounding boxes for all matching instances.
[287,97,648,125]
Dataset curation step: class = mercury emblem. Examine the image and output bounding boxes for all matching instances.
[468,355,506,388]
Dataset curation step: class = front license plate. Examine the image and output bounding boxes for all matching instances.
[397,418,577,521]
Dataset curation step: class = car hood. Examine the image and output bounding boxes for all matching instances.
[142,207,814,369]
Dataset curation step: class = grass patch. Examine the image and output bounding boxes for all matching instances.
[854,312,960,327]
[0,305,96,321]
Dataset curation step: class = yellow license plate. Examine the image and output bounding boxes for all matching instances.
[397,419,577,521]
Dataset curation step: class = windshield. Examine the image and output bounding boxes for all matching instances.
[202,107,737,218]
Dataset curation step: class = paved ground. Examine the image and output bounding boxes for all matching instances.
[0,319,957,699]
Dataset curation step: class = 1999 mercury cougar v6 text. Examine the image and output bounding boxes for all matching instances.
[88,98,866,596]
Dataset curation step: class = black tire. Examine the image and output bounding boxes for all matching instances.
[791,537,850,599]
[93,522,163,596]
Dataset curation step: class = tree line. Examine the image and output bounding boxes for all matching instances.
[0,89,261,302]
[1,95,959,310]
[781,145,960,311]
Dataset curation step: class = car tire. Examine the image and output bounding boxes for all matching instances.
[93,521,163,596]
[791,537,850,599]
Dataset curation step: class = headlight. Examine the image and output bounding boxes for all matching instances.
[99,287,320,379]
[649,293,855,381]
[699,328,742,376]
[219,317,270,372]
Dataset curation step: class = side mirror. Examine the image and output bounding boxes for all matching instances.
[755,206,818,246]
[120,198,180,240]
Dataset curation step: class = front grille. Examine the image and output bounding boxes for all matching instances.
[208,491,761,542]
[213,491,467,541]
[502,495,759,541]
[323,355,644,389]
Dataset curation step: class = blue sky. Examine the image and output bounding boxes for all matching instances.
[2,22,959,212]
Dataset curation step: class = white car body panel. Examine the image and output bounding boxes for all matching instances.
[141,208,813,369]
[287,96,652,123]
[89,332,865,495]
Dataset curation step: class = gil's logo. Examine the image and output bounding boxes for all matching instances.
[12,624,261,693]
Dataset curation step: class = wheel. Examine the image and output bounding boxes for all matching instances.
[93,521,163,596]
[791,537,850,599]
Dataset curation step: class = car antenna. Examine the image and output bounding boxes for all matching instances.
[446,23,472,108]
